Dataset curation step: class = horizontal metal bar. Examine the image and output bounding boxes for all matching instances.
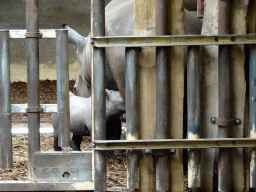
[0,181,124,191]
[12,119,51,122]
[0,181,94,191]
[8,30,56,39]
[11,104,57,113]
[34,151,92,182]
[93,138,256,150]
[92,34,256,47]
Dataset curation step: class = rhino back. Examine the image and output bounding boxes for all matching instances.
[104,0,202,99]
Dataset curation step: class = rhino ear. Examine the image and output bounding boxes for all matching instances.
[61,24,85,46]
[61,23,69,29]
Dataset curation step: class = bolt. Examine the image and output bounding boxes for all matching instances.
[235,118,242,125]
[92,143,96,148]
[252,97,256,102]
[214,37,218,42]
[230,37,235,42]
[91,40,94,45]
[170,148,176,154]
[232,141,236,145]
[216,141,219,145]
[145,149,151,154]
[211,117,216,124]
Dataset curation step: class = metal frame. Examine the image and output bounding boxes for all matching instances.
[0,0,255,191]
[93,138,256,150]
[91,34,256,47]
[90,1,256,192]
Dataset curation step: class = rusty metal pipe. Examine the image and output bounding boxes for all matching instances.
[156,0,169,191]
[218,0,232,191]
[126,47,139,190]
[26,0,40,180]
[249,44,256,190]
[56,29,70,147]
[0,30,12,168]
[187,46,201,190]
[197,0,204,18]
[91,0,106,191]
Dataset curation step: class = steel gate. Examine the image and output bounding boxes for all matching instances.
[91,0,256,191]
[0,0,94,191]
[0,0,256,191]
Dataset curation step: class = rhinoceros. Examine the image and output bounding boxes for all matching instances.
[62,0,201,149]
[64,0,202,99]
[51,89,125,152]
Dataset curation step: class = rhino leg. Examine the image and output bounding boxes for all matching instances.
[51,113,62,151]
[53,135,62,151]
[70,134,83,151]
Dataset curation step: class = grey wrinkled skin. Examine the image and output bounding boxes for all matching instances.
[61,0,202,156]
[51,90,125,152]
[64,0,202,100]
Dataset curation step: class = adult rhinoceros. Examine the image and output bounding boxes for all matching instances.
[64,0,202,99]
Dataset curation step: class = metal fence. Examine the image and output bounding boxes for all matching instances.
[0,0,256,191]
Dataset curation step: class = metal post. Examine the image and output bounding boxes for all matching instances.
[91,0,106,191]
[126,47,139,190]
[26,0,40,180]
[218,0,231,191]
[249,44,256,190]
[155,0,169,191]
[56,29,70,147]
[197,0,204,18]
[0,30,12,168]
[187,46,201,191]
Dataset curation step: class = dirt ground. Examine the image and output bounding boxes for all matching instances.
[2,80,188,190]
[0,80,127,188]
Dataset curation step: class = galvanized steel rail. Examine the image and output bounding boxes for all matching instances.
[0,0,70,186]
[187,46,201,190]
[0,30,12,168]
[250,45,256,189]
[125,47,140,190]
[91,34,256,47]
[93,138,256,150]
[91,0,107,191]
[155,0,170,191]
[217,1,232,191]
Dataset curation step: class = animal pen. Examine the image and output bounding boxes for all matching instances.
[0,0,256,191]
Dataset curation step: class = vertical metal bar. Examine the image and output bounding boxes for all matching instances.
[218,0,231,191]
[155,0,169,191]
[187,46,201,191]
[0,30,12,168]
[249,44,256,190]
[91,0,106,191]
[126,47,139,190]
[26,0,40,180]
[56,29,70,147]
[197,0,204,18]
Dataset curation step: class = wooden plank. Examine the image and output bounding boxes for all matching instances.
[167,1,185,191]
[134,0,156,191]
[200,0,248,191]
[200,1,219,190]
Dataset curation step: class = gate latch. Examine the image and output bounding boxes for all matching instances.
[211,117,242,127]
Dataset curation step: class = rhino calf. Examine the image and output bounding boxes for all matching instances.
[51,90,125,152]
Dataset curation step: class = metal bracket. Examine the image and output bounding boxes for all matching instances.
[26,107,43,113]
[211,117,242,126]
[25,32,42,38]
